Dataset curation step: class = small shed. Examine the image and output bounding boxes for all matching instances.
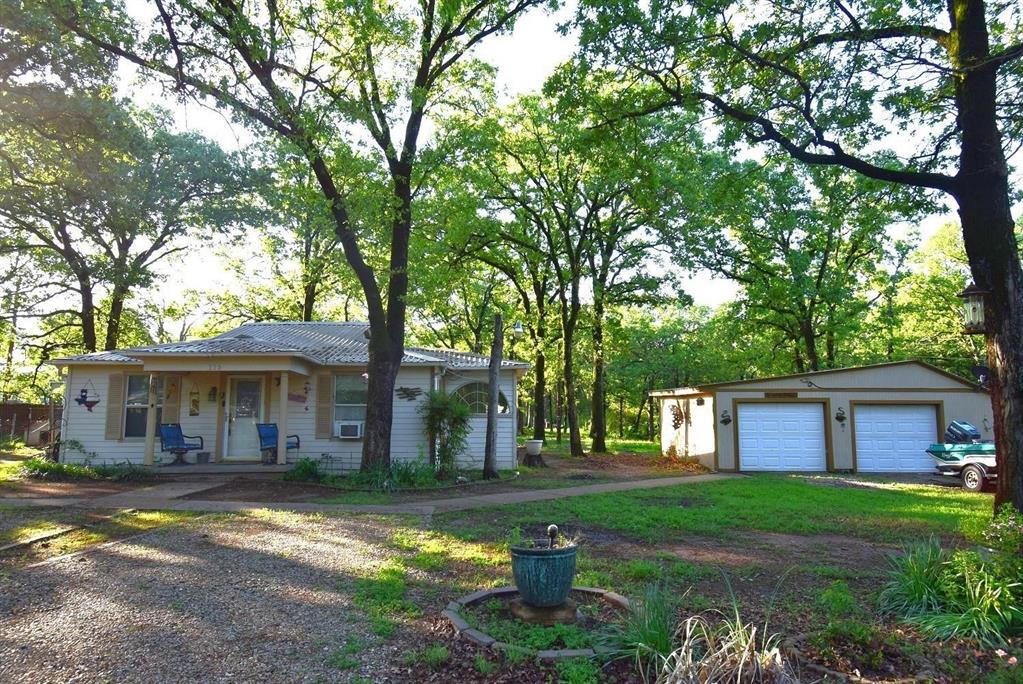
[652,361,992,473]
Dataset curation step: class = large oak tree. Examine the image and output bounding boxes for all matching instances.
[579,0,1023,510]
[48,0,547,469]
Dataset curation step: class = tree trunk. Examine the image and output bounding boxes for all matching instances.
[483,314,502,479]
[361,336,400,471]
[104,285,129,351]
[563,331,584,456]
[532,349,546,441]
[793,345,805,373]
[1,269,23,402]
[78,276,98,353]
[800,320,820,371]
[555,380,563,444]
[302,281,317,322]
[647,393,655,441]
[590,299,607,453]
[618,395,624,439]
[952,0,1022,514]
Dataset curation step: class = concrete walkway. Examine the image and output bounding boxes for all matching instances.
[6,473,736,516]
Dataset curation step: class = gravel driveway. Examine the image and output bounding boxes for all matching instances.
[0,511,412,683]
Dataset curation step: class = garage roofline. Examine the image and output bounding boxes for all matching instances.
[680,360,980,392]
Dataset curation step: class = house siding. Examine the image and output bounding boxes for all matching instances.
[658,394,715,468]
[444,370,518,472]
[60,364,519,472]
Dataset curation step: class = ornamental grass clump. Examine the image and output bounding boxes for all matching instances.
[602,578,799,684]
[599,583,679,682]
[880,514,1023,647]
[659,611,799,684]
[878,537,947,617]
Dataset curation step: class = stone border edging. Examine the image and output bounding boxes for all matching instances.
[442,586,630,661]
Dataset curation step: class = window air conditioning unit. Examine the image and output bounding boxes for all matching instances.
[334,421,364,439]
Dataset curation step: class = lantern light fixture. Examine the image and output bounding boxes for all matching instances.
[958,281,990,335]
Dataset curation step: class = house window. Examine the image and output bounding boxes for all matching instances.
[124,375,163,438]
[334,375,368,423]
[454,382,509,415]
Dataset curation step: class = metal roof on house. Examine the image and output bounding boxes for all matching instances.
[52,321,529,371]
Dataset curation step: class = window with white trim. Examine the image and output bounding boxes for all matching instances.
[454,382,509,415]
[334,375,368,423]
[124,375,163,438]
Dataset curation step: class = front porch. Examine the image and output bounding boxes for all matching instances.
[135,365,311,468]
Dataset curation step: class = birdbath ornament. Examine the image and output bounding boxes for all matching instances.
[508,523,579,625]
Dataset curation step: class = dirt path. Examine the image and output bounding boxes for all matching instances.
[9,472,736,516]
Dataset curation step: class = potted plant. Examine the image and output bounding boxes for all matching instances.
[509,525,577,607]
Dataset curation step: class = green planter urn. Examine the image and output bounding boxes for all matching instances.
[510,525,577,607]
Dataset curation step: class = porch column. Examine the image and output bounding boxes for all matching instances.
[143,372,158,466]
[277,372,289,465]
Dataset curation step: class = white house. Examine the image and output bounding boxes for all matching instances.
[52,322,527,472]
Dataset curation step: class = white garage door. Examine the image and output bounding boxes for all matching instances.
[737,403,826,471]
[855,404,937,472]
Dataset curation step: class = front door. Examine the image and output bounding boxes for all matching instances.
[225,376,263,460]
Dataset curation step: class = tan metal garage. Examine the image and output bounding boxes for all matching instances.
[652,361,992,473]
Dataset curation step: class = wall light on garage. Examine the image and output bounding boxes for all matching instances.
[720,410,732,425]
[835,407,847,428]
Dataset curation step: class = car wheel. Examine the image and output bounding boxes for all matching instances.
[962,465,984,492]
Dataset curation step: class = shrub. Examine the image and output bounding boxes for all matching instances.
[881,535,1023,647]
[21,457,100,480]
[419,390,471,477]
[816,580,860,620]
[389,459,438,489]
[92,463,157,482]
[915,551,1023,647]
[599,583,679,682]
[283,457,324,483]
[985,504,1023,579]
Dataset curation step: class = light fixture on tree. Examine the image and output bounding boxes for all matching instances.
[511,321,525,340]
[958,281,990,335]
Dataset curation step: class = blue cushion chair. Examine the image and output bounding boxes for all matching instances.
[256,423,300,463]
[158,423,204,465]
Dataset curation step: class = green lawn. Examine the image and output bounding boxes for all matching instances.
[0,507,202,563]
[435,473,992,544]
[518,431,661,457]
[0,440,41,484]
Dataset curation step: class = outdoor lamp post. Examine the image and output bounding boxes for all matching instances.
[958,282,990,335]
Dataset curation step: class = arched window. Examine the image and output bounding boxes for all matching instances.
[453,382,509,415]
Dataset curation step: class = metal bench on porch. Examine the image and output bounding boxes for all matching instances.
[257,423,300,464]
[159,423,204,466]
